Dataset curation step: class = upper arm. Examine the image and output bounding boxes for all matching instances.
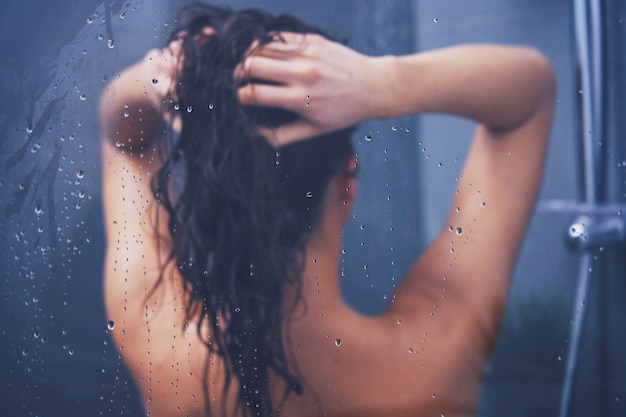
[99,48,177,257]
[100,52,175,328]
[390,54,555,341]
[443,94,553,312]
[99,48,178,152]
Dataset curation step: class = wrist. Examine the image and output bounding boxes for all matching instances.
[368,54,406,120]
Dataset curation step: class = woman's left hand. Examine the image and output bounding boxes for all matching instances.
[236,33,393,146]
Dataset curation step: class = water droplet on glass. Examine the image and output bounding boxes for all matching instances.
[391,126,398,132]
[107,39,115,49]
[76,170,85,179]
[305,191,313,198]
[186,106,193,113]
[334,339,342,347]
[120,12,126,19]
[174,103,180,111]
[208,103,214,110]
[26,125,33,134]
[151,78,158,85]
[364,135,372,142]
[68,348,75,356]
[455,227,462,236]
[481,201,486,207]
[34,205,43,215]
[79,94,87,101]
[432,393,437,399]
[107,321,115,330]
[115,140,122,147]
[433,17,439,23]
[123,111,130,118]
[97,34,104,40]
[87,17,93,24]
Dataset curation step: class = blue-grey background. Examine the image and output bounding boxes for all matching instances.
[1,1,624,416]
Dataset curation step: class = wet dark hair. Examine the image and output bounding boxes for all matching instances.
[153,3,355,417]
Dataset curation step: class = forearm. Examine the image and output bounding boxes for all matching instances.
[237,38,555,145]
[381,45,555,131]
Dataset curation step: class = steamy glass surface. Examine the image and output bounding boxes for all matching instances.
[1,1,625,416]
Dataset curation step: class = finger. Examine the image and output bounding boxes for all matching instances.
[265,32,311,49]
[193,26,217,45]
[238,84,298,109]
[256,120,321,148]
[234,56,297,83]
[270,120,321,147]
[235,32,312,81]
[167,39,183,58]
[167,30,187,54]
[246,32,310,59]
[200,26,216,37]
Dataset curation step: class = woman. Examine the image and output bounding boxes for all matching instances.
[100,3,555,417]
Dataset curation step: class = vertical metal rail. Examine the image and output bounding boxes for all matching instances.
[558,1,605,417]
[575,0,605,204]
[558,252,594,417]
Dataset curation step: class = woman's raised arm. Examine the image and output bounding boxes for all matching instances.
[238,35,554,145]
[99,42,184,154]
[240,33,556,359]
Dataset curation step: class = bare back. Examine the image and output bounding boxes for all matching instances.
[101,35,554,417]
[102,139,485,416]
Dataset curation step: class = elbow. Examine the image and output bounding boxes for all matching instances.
[525,48,557,103]
[511,48,556,132]
[99,85,116,145]
[488,48,557,135]
[99,71,127,141]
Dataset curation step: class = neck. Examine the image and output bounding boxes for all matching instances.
[285,209,346,319]
[304,235,342,289]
